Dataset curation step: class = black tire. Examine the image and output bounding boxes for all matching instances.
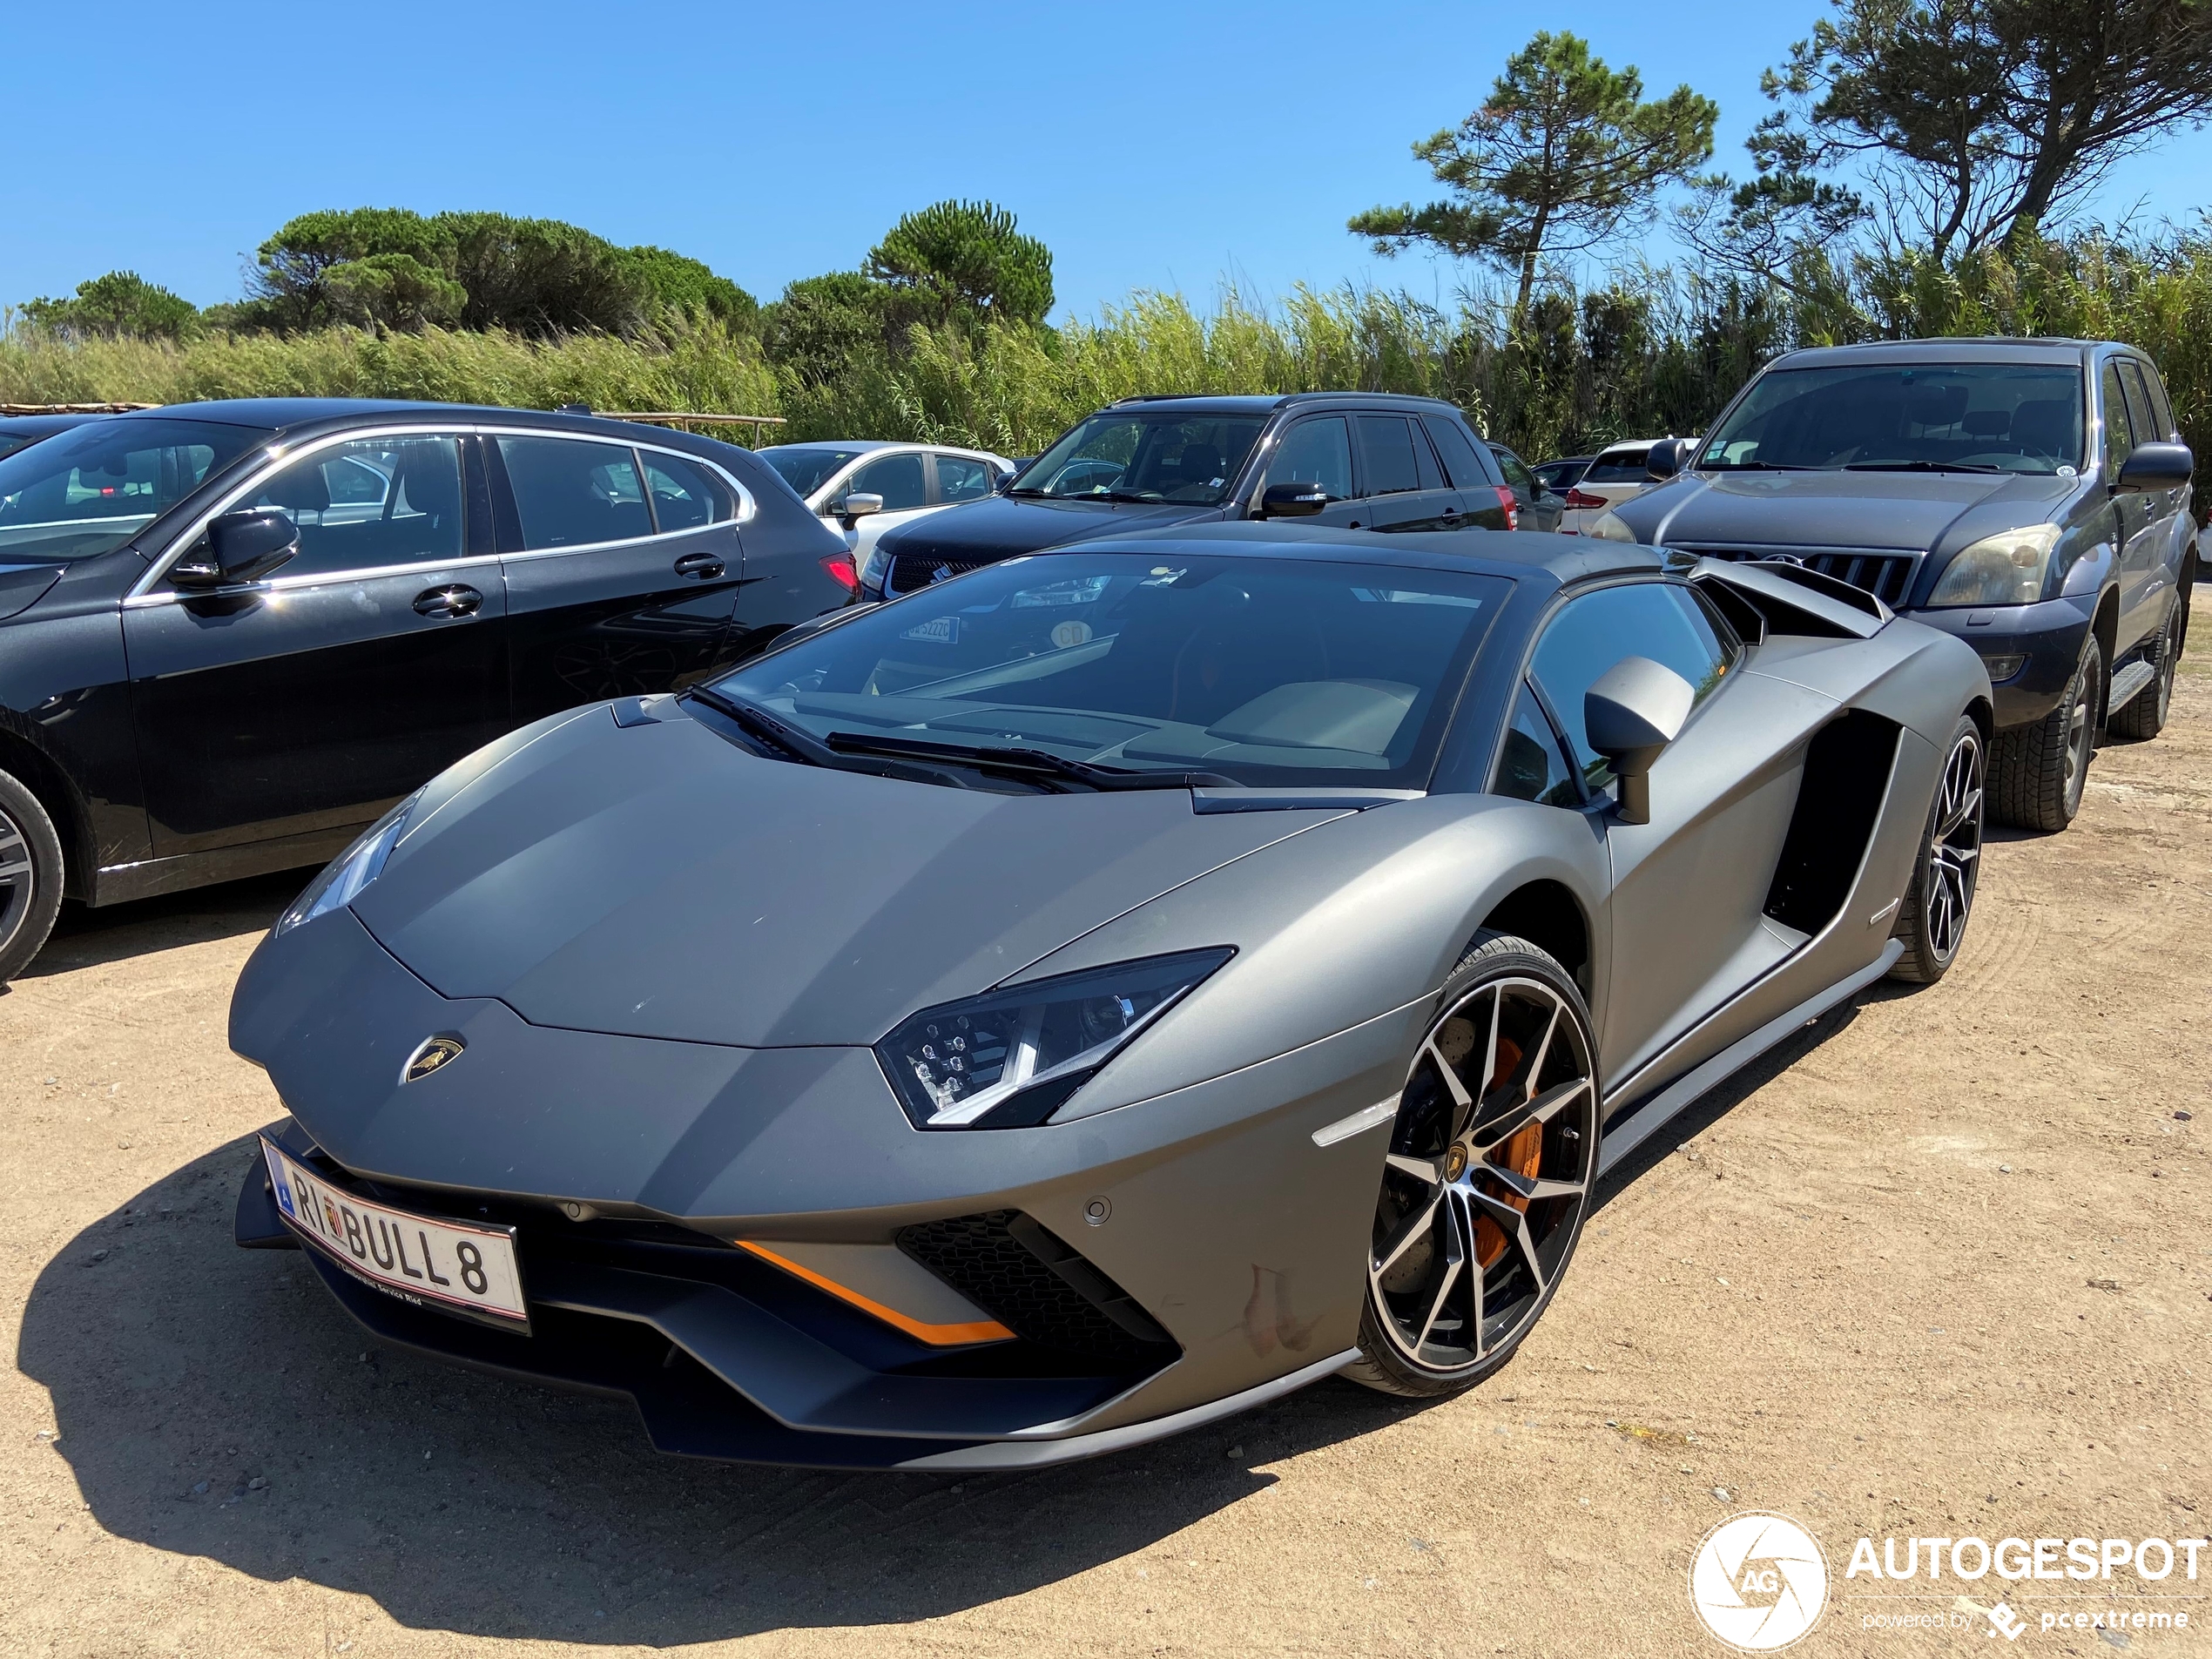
[1889,714,1985,985]
[1345,933,1599,1399]
[0,768,65,987]
[1991,631,2101,832]
[2106,592,2186,741]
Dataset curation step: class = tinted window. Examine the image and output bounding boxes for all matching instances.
[642,451,733,532]
[1264,418,1352,500]
[935,454,994,502]
[1529,583,1736,793]
[1494,682,1581,806]
[1700,362,2085,474]
[1492,446,1538,497]
[1424,415,1498,489]
[0,417,261,563]
[1013,413,1265,504]
[1532,459,1588,491]
[1356,415,1421,496]
[235,437,463,579]
[2116,360,2160,449]
[499,436,651,550]
[849,452,927,511]
[1582,449,1650,483]
[757,446,866,498]
[2101,363,2135,476]
[2137,361,2177,440]
[718,553,1506,789]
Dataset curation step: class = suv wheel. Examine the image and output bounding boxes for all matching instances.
[1344,934,1597,1399]
[0,769,65,985]
[2106,593,2186,741]
[1890,715,1985,984]
[1992,633,2101,832]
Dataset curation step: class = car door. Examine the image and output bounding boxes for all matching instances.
[1492,445,1561,533]
[1422,415,1513,531]
[1525,579,1824,1105]
[835,449,934,567]
[123,431,511,858]
[1354,413,1467,533]
[1251,415,1367,529]
[491,432,745,724]
[2114,358,2181,648]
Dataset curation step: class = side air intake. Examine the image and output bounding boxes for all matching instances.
[1764,711,1903,935]
[897,1211,1177,1364]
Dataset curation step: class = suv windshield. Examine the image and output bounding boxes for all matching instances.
[757,445,867,498]
[1009,413,1266,504]
[0,418,265,563]
[712,551,1504,789]
[1699,363,2085,475]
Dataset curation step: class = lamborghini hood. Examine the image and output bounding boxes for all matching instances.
[347,703,1337,1049]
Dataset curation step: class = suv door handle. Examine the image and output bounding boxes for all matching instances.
[414,584,483,618]
[674,552,725,580]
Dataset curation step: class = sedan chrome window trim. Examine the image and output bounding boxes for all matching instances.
[129,422,756,602]
[120,550,509,610]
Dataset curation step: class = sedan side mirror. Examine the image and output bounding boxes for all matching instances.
[169,508,300,589]
[2116,441,2194,492]
[1584,656,1696,826]
[1644,438,1691,482]
[839,491,884,520]
[1256,481,1328,518]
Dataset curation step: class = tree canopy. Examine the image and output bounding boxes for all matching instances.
[866,199,1055,331]
[23,271,201,341]
[1350,32,1717,314]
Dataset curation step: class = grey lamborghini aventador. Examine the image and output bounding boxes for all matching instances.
[230,523,1991,1469]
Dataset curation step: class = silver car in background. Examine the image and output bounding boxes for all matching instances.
[756,442,1014,578]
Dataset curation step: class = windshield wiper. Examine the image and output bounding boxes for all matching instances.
[823,731,1232,792]
[1004,486,1049,497]
[684,685,840,767]
[1843,460,2007,475]
[1102,489,1165,503]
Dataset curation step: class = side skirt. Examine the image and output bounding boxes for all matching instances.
[1595,941,1903,1179]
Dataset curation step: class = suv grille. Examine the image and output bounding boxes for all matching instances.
[1675,544,1920,605]
[886,554,991,596]
[898,1211,1177,1363]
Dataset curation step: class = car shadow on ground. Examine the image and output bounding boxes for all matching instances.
[17,868,309,981]
[19,1137,1427,1645]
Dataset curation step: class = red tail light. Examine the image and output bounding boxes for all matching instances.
[1493,485,1519,532]
[1561,488,1608,509]
[820,553,859,592]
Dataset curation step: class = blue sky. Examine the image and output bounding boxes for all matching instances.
[6,0,2207,321]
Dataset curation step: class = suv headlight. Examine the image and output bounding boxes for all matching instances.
[273,791,421,936]
[877,948,1233,1130]
[1587,510,1635,543]
[1926,523,2061,607]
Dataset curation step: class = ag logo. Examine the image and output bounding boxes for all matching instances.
[401,1035,465,1084]
[1689,1511,1829,1651]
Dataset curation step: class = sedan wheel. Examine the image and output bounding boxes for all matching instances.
[0,769,65,987]
[1345,934,1598,1398]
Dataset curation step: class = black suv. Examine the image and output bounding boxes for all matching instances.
[1605,339,2195,829]
[855,393,1518,600]
[0,398,851,981]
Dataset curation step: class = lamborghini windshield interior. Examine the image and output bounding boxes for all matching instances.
[1697,363,2086,475]
[1008,415,1267,504]
[711,553,1504,789]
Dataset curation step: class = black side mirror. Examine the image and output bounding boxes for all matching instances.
[171,508,300,589]
[1256,481,1328,518]
[1584,655,1696,826]
[1645,438,1691,482]
[2115,441,2194,492]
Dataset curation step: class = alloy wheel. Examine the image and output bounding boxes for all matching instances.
[1925,729,1985,961]
[2061,658,2096,813]
[2154,606,2182,725]
[0,802,37,960]
[1368,975,1596,1375]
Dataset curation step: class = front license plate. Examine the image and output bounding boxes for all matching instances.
[261,1139,528,1329]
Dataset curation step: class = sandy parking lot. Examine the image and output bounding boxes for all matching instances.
[2,650,2205,1659]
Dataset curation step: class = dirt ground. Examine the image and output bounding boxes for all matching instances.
[2,646,2205,1659]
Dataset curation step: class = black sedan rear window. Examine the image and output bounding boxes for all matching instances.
[717,551,1505,789]
[0,418,264,563]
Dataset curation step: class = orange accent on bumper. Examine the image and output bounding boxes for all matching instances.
[735,1241,1014,1346]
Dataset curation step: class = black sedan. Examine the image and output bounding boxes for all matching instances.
[0,398,853,981]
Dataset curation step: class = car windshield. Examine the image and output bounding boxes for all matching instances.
[0,417,264,563]
[1008,413,1267,504]
[757,446,867,498]
[712,551,1506,789]
[1699,363,2085,475]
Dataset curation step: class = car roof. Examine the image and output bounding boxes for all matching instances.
[1768,338,2092,370]
[94,397,777,450]
[759,440,900,454]
[1023,521,1661,590]
[0,412,108,438]
[1105,391,1469,417]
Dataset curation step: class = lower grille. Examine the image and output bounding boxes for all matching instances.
[1675,544,1920,604]
[898,1211,1177,1363]
[886,554,992,596]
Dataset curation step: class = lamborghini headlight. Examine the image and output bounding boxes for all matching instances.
[877,948,1233,1130]
[1926,523,2061,607]
[273,791,421,937]
[1587,510,1635,543]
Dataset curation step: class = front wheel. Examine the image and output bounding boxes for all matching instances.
[1991,632,2100,832]
[1344,933,1599,1399]
[1889,714,1985,984]
[0,768,65,986]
